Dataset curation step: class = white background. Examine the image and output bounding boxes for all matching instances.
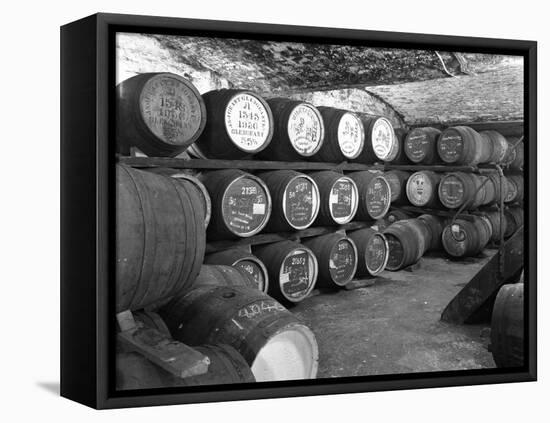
[0,0,546,421]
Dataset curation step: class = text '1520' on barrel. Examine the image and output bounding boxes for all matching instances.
[116,72,207,157]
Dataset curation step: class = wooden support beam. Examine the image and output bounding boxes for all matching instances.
[440,228,524,324]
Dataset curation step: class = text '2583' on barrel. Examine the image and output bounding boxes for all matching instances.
[309,171,359,225]
[192,89,274,159]
[258,170,320,232]
[254,240,318,304]
[200,169,272,240]
[257,99,325,161]
[159,285,319,382]
[116,72,207,157]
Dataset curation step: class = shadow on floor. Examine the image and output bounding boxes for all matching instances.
[36,381,60,396]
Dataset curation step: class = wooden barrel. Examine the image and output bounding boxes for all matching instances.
[133,310,171,336]
[385,128,410,164]
[190,264,259,290]
[303,233,358,288]
[309,171,359,225]
[491,283,524,368]
[384,170,411,204]
[441,216,492,258]
[354,115,398,163]
[256,99,325,160]
[348,171,392,220]
[474,210,507,242]
[311,107,364,162]
[254,241,318,303]
[200,169,272,239]
[160,285,319,381]
[258,170,320,231]
[438,172,493,210]
[116,73,207,157]
[192,89,274,159]
[503,138,524,170]
[386,209,413,224]
[506,175,524,204]
[405,170,442,208]
[417,214,445,250]
[205,250,269,293]
[479,130,510,163]
[348,228,389,276]
[404,127,442,164]
[437,126,489,165]
[504,207,524,238]
[511,142,524,170]
[383,219,430,270]
[116,165,205,313]
[116,344,255,390]
[146,168,211,228]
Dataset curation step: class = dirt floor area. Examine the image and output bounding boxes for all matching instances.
[292,250,497,378]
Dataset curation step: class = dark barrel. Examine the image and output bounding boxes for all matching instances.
[116,73,207,157]
[404,127,442,164]
[383,219,431,271]
[116,344,255,390]
[479,130,510,164]
[200,169,272,239]
[384,170,411,205]
[353,115,398,163]
[191,89,274,159]
[309,171,359,225]
[474,210,507,243]
[506,175,524,204]
[441,216,492,258]
[438,172,500,210]
[146,168,211,228]
[116,165,205,313]
[437,126,490,165]
[258,170,320,231]
[311,107,365,162]
[348,171,392,220]
[348,228,389,276]
[491,283,524,368]
[254,241,318,303]
[504,207,524,238]
[160,285,319,381]
[303,233,358,288]
[190,264,259,290]
[256,99,325,160]
[417,214,445,250]
[205,249,269,293]
[405,170,442,208]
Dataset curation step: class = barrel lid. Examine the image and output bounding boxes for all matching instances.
[439,173,467,209]
[138,73,207,147]
[234,258,269,293]
[384,232,405,270]
[438,127,465,163]
[278,247,318,302]
[223,91,274,153]
[369,117,395,161]
[328,238,358,286]
[404,128,431,163]
[336,112,365,159]
[287,103,325,156]
[366,176,392,219]
[328,176,359,224]
[282,175,320,230]
[441,222,468,257]
[406,171,436,207]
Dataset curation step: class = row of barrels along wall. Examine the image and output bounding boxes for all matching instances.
[116,72,524,173]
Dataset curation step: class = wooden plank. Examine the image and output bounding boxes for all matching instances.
[440,228,524,324]
[395,206,476,221]
[206,221,371,253]
[118,326,210,379]
[344,278,376,290]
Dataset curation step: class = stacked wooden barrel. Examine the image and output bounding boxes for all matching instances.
[441,216,493,258]
[383,218,431,270]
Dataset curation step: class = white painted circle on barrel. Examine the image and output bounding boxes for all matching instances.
[328,176,359,224]
[337,112,364,159]
[371,117,395,161]
[287,103,324,156]
[406,172,435,207]
[224,92,272,152]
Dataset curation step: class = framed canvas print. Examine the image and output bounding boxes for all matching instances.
[60,12,537,409]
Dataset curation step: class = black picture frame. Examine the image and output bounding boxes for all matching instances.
[60,12,537,409]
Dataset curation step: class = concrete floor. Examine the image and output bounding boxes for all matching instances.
[292,250,497,378]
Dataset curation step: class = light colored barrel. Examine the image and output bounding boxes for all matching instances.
[200,169,272,239]
[258,170,320,231]
[479,130,510,163]
[406,170,442,208]
[116,73,207,157]
[254,240,318,304]
[354,115,398,163]
[309,171,359,225]
[160,285,319,381]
